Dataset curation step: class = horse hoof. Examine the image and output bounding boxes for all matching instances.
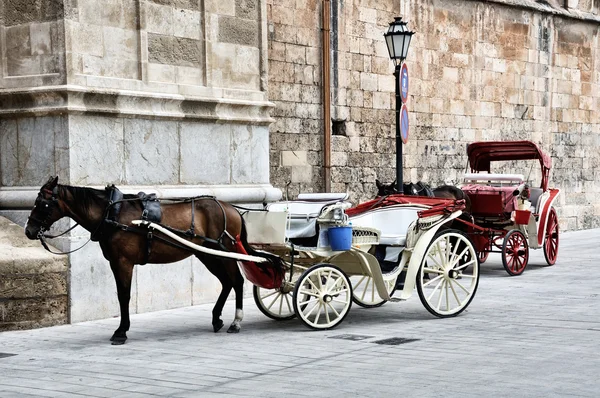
[110,336,127,345]
[213,320,224,333]
[227,324,241,334]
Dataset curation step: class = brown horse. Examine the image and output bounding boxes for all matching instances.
[24,177,282,344]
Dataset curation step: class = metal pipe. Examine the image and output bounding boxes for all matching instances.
[322,0,331,193]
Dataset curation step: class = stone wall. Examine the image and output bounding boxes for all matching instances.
[0,216,68,331]
[0,0,280,323]
[268,0,600,231]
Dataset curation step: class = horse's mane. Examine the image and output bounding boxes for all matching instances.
[58,185,109,214]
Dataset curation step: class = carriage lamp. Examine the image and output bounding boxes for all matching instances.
[384,17,414,63]
[384,17,414,192]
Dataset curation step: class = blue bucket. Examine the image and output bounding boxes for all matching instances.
[328,226,353,251]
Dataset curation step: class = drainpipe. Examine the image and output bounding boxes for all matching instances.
[322,0,331,193]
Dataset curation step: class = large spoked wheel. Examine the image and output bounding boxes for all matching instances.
[350,274,397,308]
[502,229,529,276]
[416,230,479,318]
[253,268,302,320]
[543,207,559,265]
[293,263,353,330]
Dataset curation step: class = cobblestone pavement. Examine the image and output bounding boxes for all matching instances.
[1,229,599,397]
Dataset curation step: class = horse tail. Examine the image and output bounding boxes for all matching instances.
[238,216,285,277]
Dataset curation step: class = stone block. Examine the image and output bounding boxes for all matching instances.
[0,297,67,328]
[123,119,179,185]
[136,259,193,313]
[291,165,313,183]
[218,16,258,47]
[103,27,139,61]
[176,65,203,85]
[30,22,52,55]
[70,22,104,57]
[360,72,378,91]
[78,0,104,25]
[174,8,202,39]
[148,34,201,67]
[192,258,224,305]
[236,0,258,20]
[285,44,306,64]
[145,2,174,35]
[69,240,129,323]
[271,5,294,25]
[4,0,63,26]
[231,125,269,184]
[0,273,67,299]
[0,120,18,186]
[147,62,176,82]
[372,92,391,110]
[69,115,125,185]
[180,122,231,184]
[206,0,236,16]
[281,150,308,166]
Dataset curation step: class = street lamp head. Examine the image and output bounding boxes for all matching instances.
[384,17,415,64]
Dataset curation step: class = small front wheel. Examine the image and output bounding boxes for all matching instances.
[502,229,529,276]
[293,264,353,330]
[253,267,304,320]
[416,230,479,318]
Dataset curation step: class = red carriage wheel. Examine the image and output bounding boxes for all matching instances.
[478,250,489,264]
[502,230,529,276]
[543,207,559,265]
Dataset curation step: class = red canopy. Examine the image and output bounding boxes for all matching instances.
[466,141,552,190]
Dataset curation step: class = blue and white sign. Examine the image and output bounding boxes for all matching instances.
[400,104,409,144]
[400,63,409,104]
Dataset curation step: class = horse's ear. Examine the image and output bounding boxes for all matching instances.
[45,176,58,188]
[375,179,382,188]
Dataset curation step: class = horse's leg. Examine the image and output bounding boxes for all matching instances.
[202,258,232,333]
[109,258,134,345]
[227,265,244,334]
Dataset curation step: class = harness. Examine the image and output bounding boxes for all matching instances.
[100,185,236,264]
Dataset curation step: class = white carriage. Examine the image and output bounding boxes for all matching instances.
[243,193,480,330]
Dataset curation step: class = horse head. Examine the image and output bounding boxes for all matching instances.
[375,179,399,196]
[25,176,64,239]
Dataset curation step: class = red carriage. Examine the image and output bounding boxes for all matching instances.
[459,141,560,275]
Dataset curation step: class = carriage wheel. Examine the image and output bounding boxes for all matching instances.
[543,207,559,265]
[350,274,397,308]
[478,250,489,264]
[416,230,479,318]
[293,263,352,330]
[502,229,529,276]
[253,268,302,321]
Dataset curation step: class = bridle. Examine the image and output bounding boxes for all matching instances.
[30,186,94,255]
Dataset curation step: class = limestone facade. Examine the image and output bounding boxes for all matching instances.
[0,0,279,322]
[267,0,600,231]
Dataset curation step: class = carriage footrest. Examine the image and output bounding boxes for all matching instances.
[388,297,406,302]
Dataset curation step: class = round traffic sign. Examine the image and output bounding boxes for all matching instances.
[400,63,409,104]
[400,104,409,144]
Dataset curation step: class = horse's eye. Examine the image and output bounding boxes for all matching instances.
[44,204,49,208]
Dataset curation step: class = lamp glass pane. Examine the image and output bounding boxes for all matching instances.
[401,34,413,59]
[391,34,406,58]
[385,34,394,59]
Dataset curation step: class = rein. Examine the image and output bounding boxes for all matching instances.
[39,220,104,255]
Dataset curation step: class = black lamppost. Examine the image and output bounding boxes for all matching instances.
[384,17,414,193]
